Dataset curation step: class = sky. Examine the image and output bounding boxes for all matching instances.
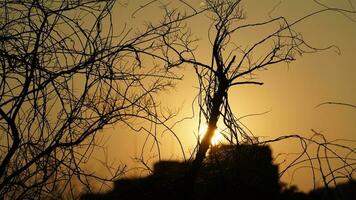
[92,0,356,192]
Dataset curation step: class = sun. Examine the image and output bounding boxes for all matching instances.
[199,124,223,146]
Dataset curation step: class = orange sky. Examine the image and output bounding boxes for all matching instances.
[93,0,356,192]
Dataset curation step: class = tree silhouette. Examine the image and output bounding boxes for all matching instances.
[0,0,199,199]
[160,0,356,193]
[1,0,355,199]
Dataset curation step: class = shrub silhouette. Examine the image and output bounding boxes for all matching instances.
[82,144,281,199]
[308,180,356,200]
[196,144,281,199]
[82,144,355,199]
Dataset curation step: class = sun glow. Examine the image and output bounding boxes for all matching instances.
[199,125,223,146]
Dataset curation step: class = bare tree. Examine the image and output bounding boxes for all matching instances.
[161,0,356,192]
[0,0,199,199]
[1,0,354,198]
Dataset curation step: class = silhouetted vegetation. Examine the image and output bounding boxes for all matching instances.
[82,144,355,200]
[172,0,356,190]
[281,179,356,200]
[308,180,356,200]
[1,0,355,199]
[82,144,280,199]
[0,0,198,198]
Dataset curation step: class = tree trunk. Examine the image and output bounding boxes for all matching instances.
[185,79,227,195]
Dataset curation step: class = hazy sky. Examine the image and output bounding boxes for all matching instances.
[95,0,356,191]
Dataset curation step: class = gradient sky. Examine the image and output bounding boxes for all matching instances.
[92,0,356,192]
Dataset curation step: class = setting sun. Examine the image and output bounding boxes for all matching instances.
[199,125,223,146]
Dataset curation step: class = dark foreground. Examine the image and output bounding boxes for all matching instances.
[82,145,355,200]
